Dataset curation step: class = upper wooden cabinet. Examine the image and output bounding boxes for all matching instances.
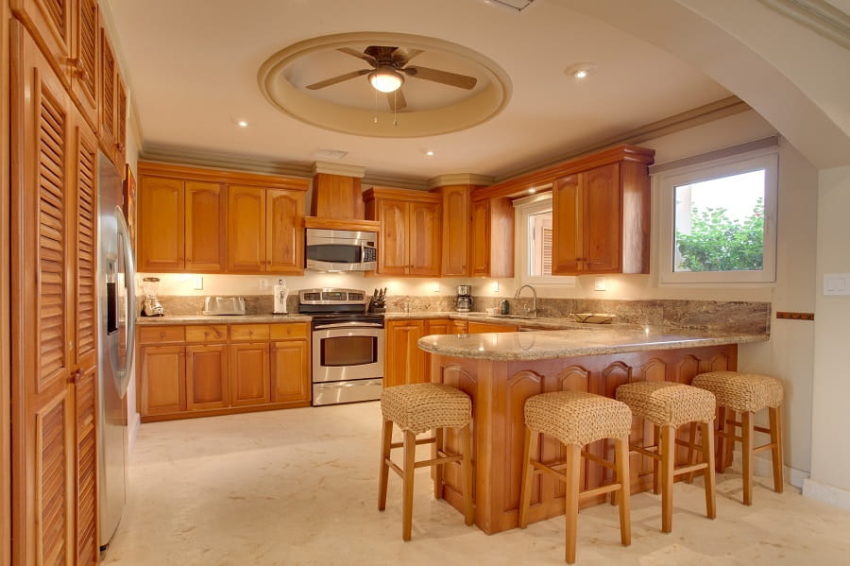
[432,185,472,277]
[552,160,650,275]
[364,188,442,277]
[98,22,126,169]
[11,0,73,81]
[470,197,514,278]
[70,0,99,128]
[137,162,308,275]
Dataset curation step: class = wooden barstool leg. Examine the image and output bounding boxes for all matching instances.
[402,431,417,541]
[433,427,445,499]
[701,421,717,519]
[378,419,393,511]
[715,407,727,473]
[685,422,698,483]
[741,411,753,506]
[461,424,474,526]
[652,425,661,495]
[723,409,736,471]
[614,437,631,547]
[769,406,784,493]
[518,428,537,529]
[564,443,582,565]
[660,425,675,533]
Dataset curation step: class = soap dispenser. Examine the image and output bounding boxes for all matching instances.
[273,279,289,314]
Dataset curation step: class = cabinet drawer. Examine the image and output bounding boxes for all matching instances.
[185,325,228,343]
[229,324,270,342]
[270,323,308,340]
[139,326,185,344]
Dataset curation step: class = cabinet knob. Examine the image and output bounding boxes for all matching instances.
[67,369,82,384]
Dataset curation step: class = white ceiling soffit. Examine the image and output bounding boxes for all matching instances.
[104,0,732,180]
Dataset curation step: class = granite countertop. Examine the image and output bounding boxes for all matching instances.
[136,314,312,325]
[417,325,769,361]
[385,311,595,330]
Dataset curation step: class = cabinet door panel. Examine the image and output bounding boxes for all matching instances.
[440,186,470,276]
[408,201,441,276]
[267,189,304,273]
[138,176,184,271]
[377,199,408,275]
[12,0,73,80]
[467,321,518,334]
[385,320,425,387]
[74,365,98,566]
[99,27,116,150]
[140,345,186,416]
[186,344,228,410]
[74,115,98,370]
[582,163,621,273]
[114,71,127,165]
[229,343,270,406]
[271,340,310,405]
[552,175,582,275]
[185,181,224,272]
[470,200,490,276]
[227,186,266,272]
[70,0,99,127]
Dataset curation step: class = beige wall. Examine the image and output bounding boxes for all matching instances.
[806,165,850,502]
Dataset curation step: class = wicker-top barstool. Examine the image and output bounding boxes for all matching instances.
[616,381,717,533]
[692,371,784,505]
[518,391,632,564]
[378,383,474,541]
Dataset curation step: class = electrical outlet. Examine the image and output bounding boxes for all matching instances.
[823,273,850,295]
[192,276,204,290]
[259,278,270,290]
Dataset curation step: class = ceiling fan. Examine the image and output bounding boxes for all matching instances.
[305,45,478,111]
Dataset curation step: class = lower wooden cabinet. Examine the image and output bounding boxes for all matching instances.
[186,344,228,410]
[230,342,271,406]
[140,345,186,416]
[468,321,519,334]
[271,339,310,404]
[138,323,310,421]
[385,319,426,387]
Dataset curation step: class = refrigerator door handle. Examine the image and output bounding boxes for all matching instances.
[115,205,136,398]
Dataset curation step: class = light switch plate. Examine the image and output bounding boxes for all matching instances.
[823,273,850,295]
[192,276,204,290]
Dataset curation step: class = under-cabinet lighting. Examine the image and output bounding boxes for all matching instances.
[431,282,441,293]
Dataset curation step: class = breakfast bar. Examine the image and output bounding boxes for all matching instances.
[417,326,768,534]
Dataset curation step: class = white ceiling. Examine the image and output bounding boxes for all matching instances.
[105,0,731,184]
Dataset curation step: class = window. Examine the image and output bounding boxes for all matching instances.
[658,150,778,284]
[514,193,575,286]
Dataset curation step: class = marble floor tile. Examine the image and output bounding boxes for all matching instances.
[103,403,850,565]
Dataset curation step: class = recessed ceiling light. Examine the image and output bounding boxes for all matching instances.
[236,120,249,128]
[424,150,435,157]
[564,63,596,80]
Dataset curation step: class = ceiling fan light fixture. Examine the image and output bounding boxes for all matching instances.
[369,66,404,93]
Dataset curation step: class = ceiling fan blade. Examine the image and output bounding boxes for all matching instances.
[306,69,371,90]
[403,66,477,89]
[387,90,407,112]
[391,48,424,66]
[337,47,377,66]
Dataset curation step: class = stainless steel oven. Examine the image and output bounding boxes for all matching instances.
[305,228,377,272]
[300,288,385,405]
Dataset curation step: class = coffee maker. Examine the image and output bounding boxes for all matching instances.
[456,285,473,313]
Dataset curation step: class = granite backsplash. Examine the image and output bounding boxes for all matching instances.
[145,295,770,334]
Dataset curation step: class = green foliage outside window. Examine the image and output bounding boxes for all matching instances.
[676,198,765,272]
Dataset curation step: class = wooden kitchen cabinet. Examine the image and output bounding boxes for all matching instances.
[140,345,187,415]
[186,344,229,411]
[364,188,442,277]
[451,320,469,334]
[433,185,472,277]
[185,181,225,272]
[71,0,100,129]
[138,175,185,271]
[228,185,266,272]
[229,342,271,406]
[271,339,310,405]
[425,319,452,337]
[11,0,73,83]
[385,319,427,387]
[266,189,305,273]
[467,321,519,334]
[470,197,514,278]
[552,161,650,275]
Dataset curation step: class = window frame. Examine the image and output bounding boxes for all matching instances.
[513,192,576,287]
[657,149,779,285]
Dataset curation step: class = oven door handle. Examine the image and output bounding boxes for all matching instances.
[313,322,384,330]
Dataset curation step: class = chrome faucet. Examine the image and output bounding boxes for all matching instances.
[514,284,538,318]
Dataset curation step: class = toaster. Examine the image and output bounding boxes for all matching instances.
[202,296,247,316]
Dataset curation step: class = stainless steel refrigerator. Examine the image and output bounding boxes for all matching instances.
[97,152,137,549]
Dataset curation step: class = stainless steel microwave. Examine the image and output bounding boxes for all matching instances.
[305,228,378,272]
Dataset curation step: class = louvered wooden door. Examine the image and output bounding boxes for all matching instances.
[11,0,73,80]
[70,0,99,128]
[11,22,75,566]
[72,111,99,566]
[99,26,116,153]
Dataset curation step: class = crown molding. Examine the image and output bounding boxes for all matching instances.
[759,0,850,49]
[140,143,314,179]
[428,173,495,188]
[312,161,365,178]
[494,95,750,183]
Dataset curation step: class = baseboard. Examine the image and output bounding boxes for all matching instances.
[728,449,809,489]
[127,411,141,454]
[802,478,850,511]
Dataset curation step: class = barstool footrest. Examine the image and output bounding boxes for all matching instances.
[390,436,436,450]
[673,462,708,477]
